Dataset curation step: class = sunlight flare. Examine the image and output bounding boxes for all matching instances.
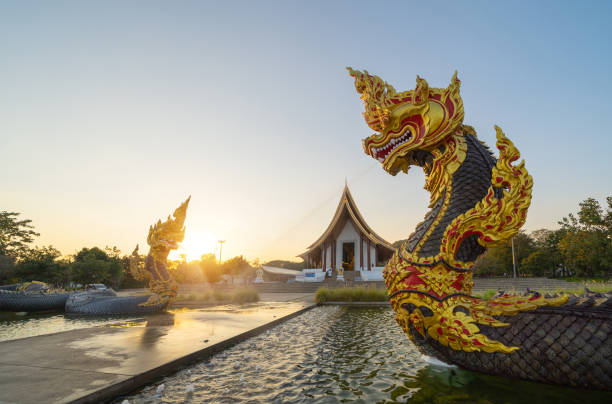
[169,230,217,261]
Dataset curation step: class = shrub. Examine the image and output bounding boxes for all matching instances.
[315,287,388,303]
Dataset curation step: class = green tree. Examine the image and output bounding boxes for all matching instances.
[473,249,505,276]
[558,230,609,277]
[200,253,221,283]
[558,197,612,276]
[221,255,252,276]
[71,247,123,287]
[0,254,15,283]
[605,196,612,240]
[0,211,40,258]
[118,253,146,289]
[172,260,205,283]
[14,246,71,285]
[473,231,534,277]
[521,228,566,277]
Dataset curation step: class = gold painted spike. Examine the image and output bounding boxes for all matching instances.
[129,244,152,282]
[440,127,533,268]
[147,196,191,249]
[478,293,568,317]
[347,67,398,131]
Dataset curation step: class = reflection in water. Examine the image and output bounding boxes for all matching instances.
[0,311,143,342]
[120,307,612,404]
[140,313,175,345]
[146,312,176,327]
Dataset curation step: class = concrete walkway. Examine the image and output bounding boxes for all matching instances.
[0,301,314,404]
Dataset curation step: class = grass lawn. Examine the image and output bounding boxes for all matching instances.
[315,287,388,304]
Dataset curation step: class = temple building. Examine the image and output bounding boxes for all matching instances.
[299,184,395,275]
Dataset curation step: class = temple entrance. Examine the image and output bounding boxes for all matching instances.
[342,242,355,271]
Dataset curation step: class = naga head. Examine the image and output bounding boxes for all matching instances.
[146,196,191,258]
[347,68,464,175]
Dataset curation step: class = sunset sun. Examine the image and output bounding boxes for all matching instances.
[169,230,217,262]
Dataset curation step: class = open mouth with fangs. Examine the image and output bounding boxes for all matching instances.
[369,130,413,163]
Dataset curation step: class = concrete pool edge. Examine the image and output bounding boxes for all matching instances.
[70,303,316,404]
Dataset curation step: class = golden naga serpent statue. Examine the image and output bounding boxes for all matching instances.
[348,68,611,389]
[129,197,188,308]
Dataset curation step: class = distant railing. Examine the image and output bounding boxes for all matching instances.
[296,268,326,282]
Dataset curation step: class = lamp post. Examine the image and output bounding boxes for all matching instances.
[511,237,517,278]
[218,240,226,264]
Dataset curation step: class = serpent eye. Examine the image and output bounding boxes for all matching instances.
[418,306,434,317]
[402,303,417,314]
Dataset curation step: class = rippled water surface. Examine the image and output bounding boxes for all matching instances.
[0,311,142,342]
[120,307,612,404]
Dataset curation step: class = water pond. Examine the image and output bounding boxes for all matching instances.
[118,306,612,404]
[0,310,143,342]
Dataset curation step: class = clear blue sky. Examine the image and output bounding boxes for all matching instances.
[1,1,611,261]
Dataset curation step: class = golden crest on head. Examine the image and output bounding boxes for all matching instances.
[347,67,464,175]
[146,196,191,250]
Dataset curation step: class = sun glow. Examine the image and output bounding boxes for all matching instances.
[169,230,217,262]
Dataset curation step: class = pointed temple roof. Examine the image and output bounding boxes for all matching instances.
[299,185,394,257]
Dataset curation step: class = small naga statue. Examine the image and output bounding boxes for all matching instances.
[129,197,189,307]
[65,197,188,315]
[348,68,611,390]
